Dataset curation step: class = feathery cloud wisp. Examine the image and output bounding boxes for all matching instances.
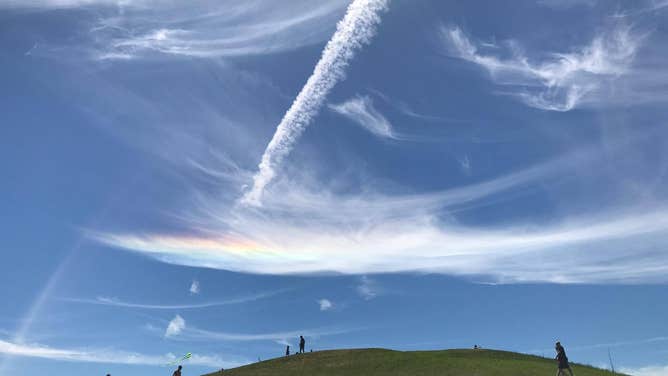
[7,1,352,60]
[242,0,389,205]
[444,24,642,111]
[329,95,396,139]
[95,1,350,59]
[165,315,185,337]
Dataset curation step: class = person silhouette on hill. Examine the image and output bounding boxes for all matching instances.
[172,365,182,376]
[555,341,574,376]
[285,345,290,356]
[299,335,306,354]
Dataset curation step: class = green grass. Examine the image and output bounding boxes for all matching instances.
[202,348,622,376]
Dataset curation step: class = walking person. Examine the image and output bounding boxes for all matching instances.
[172,365,183,376]
[555,341,574,376]
[285,345,290,356]
[299,335,306,354]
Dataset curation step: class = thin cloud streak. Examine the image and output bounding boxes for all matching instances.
[243,0,389,205]
[444,23,643,111]
[528,336,668,353]
[59,290,288,309]
[174,325,359,346]
[0,0,134,7]
[0,338,242,368]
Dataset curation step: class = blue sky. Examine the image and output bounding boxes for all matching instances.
[1,0,668,375]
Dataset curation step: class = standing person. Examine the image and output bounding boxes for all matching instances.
[555,341,574,376]
[285,345,290,356]
[172,365,182,376]
[299,335,306,354]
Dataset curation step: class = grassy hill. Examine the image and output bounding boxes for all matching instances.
[202,348,622,376]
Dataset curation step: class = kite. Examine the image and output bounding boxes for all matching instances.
[167,352,192,365]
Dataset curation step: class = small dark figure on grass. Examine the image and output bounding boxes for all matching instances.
[299,335,306,354]
[555,341,574,376]
[285,345,290,356]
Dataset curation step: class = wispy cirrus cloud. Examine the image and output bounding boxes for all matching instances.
[0,338,243,368]
[60,290,287,310]
[443,23,643,111]
[90,201,668,282]
[329,95,397,139]
[93,1,350,59]
[89,134,668,283]
[8,0,352,60]
[242,0,389,205]
[0,0,134,7]
[169,324,357,346]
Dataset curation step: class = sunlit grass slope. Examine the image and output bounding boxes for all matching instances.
[203,348,621,376]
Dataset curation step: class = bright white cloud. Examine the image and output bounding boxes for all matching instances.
[91,202,668,283]
[0,338,241,368]
[318,299,333,311]
[329,95,396,139]
[242,0,389,205]
[165,315,185,337]
[189,280,200,294]
[356,276,378,300]
[444,24,642,111]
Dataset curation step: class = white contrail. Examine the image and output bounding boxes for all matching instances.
[242,0,389,205]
